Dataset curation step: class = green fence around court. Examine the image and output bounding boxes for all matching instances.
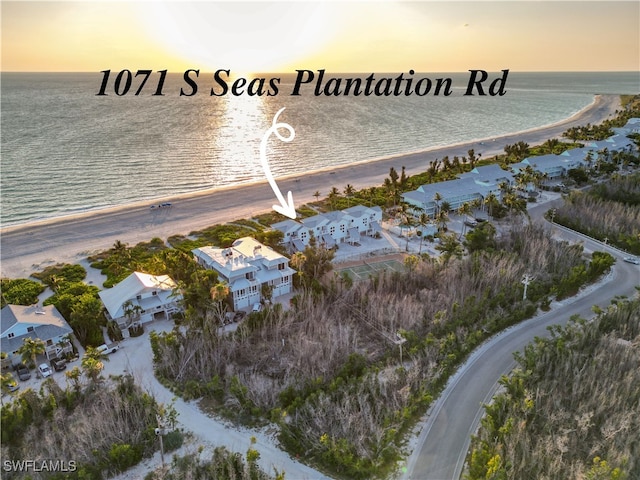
[335,259,405,281]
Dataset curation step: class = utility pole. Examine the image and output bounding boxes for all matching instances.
[395,332,407,365]
[522,274,534,301]
[155,415,166,469]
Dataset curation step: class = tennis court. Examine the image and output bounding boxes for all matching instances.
[336,258,406,281]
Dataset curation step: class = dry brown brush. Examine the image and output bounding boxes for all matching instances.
[555,190,640,254]
[0,375,161,479]
[150,223,608,478]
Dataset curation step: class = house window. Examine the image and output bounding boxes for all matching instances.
[7,332,15,339]
[340,225,346,233]
[27,326,34,333]
[330,226,336,235]
[246,272,255,280]
[152,291,157,296]
[47,339,53,346]
[136,295,142,300]
[278,263,285,270]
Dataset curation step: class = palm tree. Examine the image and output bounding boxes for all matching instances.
[328,187,340,210]
[81,346,106,384]
[122,300,143,328]
[435,233,464,263]
[65,366,83,392]
[417,212,430,254]
[384,178,397,207]
[111,240,129,274]
[433,192,443,217]
[209,282,230,328]
[343,184,356,207]
[290,252,307,285]
[313,190,321,203]
[484,192,498,219]
[368,187,378,206]
[457,202,473,239]
[17,337,46,370]
[467,149,478,169]
[435,209,449,232]
[542,138,560,154]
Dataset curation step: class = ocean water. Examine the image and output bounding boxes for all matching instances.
[1,71,638,227]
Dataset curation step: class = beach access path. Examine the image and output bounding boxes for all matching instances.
[0,94,621,279]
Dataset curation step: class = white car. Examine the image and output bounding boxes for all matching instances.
[97,343,120,354]
[252,303,263,312]
[38,363,52,378]
[623,256,639,265]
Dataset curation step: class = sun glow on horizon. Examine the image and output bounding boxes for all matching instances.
[136,3,342,75]
[1,2,638,73]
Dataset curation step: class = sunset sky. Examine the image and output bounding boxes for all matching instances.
[2,1,639,73]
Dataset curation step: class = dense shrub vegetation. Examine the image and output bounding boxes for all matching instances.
[466,298,640,480]
[553,174,640,255]
[149,224,613,478]
[1,375,170,480]
[144,443,282,480]
[0,278,45,306]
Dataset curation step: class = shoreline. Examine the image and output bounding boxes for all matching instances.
[0,94,622,278]
[1,94,605,231]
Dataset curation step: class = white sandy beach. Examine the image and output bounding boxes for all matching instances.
[0,94,622,279]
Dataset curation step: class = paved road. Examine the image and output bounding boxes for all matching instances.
[403,208,640,480]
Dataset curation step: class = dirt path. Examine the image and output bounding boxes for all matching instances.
[104,319,328,480]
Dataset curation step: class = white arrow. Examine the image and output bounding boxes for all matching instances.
[260,107,297,219]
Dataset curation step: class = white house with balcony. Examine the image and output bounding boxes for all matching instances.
[1,304,74,363]
[99,272,182,329]
[192,237,296,310]
[272,205,382,252]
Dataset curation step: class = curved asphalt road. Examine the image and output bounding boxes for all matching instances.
[403,205,640,480]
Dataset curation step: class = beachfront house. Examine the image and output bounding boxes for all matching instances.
[1,304,74,364]
[585,134,637,155]
[99,272,182,330]
[402,178,482,216]
[272,205,383,252]
[402,165,515,217]
[192,237,296,311]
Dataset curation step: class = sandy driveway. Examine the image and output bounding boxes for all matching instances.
[102,319,328,480]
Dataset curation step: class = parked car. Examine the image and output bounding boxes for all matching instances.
[623,256,639,265]
[14,363,31,381]
[223,312,234,325]
[6,378,20,392]
[97,343,120,354]
[51,357,67,372]
[464,219,478,227]
[38,363,53,378]
[233,311,246,322]
[252,303,263,313]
